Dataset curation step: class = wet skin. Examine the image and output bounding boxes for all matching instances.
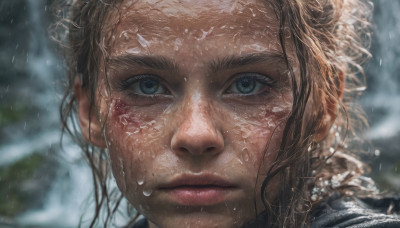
[84,0,297,227]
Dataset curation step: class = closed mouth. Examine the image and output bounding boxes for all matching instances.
[158,174,237,206]
[159,174,237,190]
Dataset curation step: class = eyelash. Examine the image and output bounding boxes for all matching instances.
[118,74,170,97]
[224,73,275,96]
[117,73,274,99]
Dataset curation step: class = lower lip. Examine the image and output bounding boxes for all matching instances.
[164,186,234,206]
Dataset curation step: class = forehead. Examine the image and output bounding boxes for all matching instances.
[106,0,280,56]
[118,0,275,23]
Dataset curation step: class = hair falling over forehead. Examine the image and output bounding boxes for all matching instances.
[52,0,373,227]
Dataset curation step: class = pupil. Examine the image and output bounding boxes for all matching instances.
[236,78,255,94]
[241,80,250,87]
[140,78,159,94]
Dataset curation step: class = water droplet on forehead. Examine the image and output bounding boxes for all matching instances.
[127,47,141,54]
[137,33,149,48]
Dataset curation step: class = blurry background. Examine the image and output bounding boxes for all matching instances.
[0,0,399,227]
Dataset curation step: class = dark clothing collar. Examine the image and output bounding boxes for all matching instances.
[131,195,400,228]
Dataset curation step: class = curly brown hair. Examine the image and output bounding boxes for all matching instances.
[51,0,373,227]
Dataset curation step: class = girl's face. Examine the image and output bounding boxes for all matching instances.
[89,0,295,227]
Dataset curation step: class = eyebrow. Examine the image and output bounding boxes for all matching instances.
[108,55,180,72]
[108,52,288,75]
[208,52,288,74]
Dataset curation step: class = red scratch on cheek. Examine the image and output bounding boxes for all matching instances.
[112,99,140,127]
[113,99,128,116]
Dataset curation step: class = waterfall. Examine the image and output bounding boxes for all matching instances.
[363,0,400,139]
[0,0,94,226]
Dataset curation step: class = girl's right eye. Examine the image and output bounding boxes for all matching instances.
[119,75,169,96]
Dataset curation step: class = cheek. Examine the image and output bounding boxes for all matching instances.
[105,99,170,197]
[224,100,291,171]
[112,99,141,127]
[108,98,167,139]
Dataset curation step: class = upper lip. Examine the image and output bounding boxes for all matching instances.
[158,174,237,189]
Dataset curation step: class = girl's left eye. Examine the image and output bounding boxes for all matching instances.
[225,73,273,95]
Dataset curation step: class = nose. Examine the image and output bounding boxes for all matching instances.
[171,97,224,157]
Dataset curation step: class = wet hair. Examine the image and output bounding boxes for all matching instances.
[52,0,373,227]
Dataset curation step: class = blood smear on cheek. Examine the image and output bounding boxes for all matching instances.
[112,99,141,127]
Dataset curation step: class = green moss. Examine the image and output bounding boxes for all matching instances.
[0,103,28,125]
[0,153,45,217]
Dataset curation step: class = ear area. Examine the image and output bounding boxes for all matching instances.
[314,71,345,142]
[75,78,107,148]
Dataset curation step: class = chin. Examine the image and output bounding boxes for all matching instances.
[148,212,248,228]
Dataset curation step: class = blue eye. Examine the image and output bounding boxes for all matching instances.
[226,73,273,95]
[120,75,168,96]
[235,77,256,94]
[139,78,160,94]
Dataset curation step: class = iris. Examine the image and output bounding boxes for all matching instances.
[235,77,256,94]
[139,78,160,94]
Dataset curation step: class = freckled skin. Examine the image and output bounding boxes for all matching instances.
[96,0,295,227]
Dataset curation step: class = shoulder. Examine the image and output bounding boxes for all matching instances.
[311,194,400,228]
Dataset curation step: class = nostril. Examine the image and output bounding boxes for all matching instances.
[206,147,215,152]
[178,146,217,154]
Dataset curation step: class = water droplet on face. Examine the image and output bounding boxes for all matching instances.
[122,31,130,40]
[143,188,153,197]
[120,115,128,125]
[127,47,141,54]
[137,33,149,48]
[137,174,145,186]
[138,150,144,161]
[272,106,283,113]
[174,38,182,51]
[249,8,256,17]
[241,148,249,162]
[237,157,243,165]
